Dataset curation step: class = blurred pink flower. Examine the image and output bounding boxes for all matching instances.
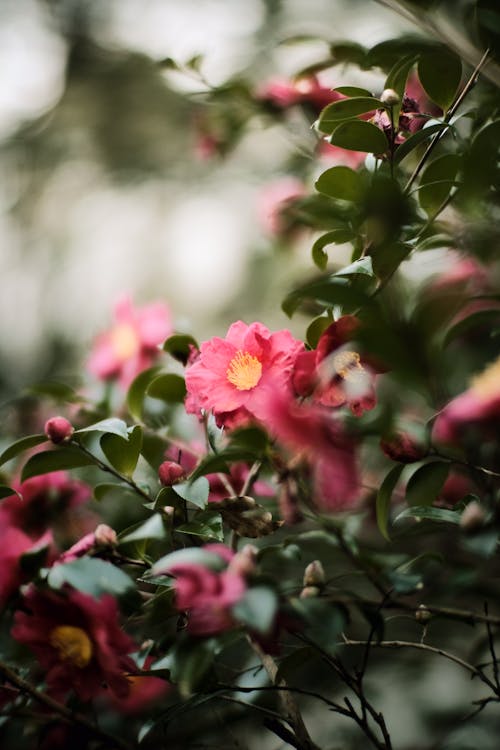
[293,316,377,416]
[258,387,360,512]
[317,140,366,169]
[12,587,136,702]
[257,177,306,237]
[257,75,340,114]
[0,525,52,609]
[185,321,304,428]
[433,356,500,444]
[108,656,171,715]
[87,296,172,389]
[56,524,117,564]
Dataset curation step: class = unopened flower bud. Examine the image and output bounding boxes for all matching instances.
[380,88,400,106]
[380,431,427,464]
[303,560,326,588]
[415,604,432,624]
[228,544,259,577]
[94,524,117,547]
[163,505,175,518]
[300,585,321,599]
[158,460,186,487]
[44,416,74,444]
[460,501,486,532]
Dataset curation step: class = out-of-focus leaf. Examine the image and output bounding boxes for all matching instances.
[275,647,316,683]
[312,229,355,270]
[395,505,460,524]
[376,464,405,541]
[317,97,382,132]
[315,167,366,202]
[0,485,20,500]
[26,381,82,403]
[93,483,135,501]
[21,448,96,481]
[418,154,461,216]
[306,315,332,348]
[147,374,186,404]
[152,547,227,575]
[0,435,46,467]
[444,308,500,346]
[329,121,389,154]
[283,275,373,317]
[76,418,129,439]
[291,599,346,654]
[119,513,166,544]
[394,123,450,164]
[172,477,210,509]
[163,333,199,365]
[141,432,169,471]
[176,510,224,542]
[48,558,135,598]
[232,587,278,635]
[384,54,419,123]
[405,461,450,507]
[126,366,163,421]
[101,425,143,477]
[418,48,462,111]
[329,41,367,67]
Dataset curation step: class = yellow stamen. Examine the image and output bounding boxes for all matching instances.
[49,625,93,668]
[470,356,500,401]
[111,323,140,361]
[226,350,262,391]
[332,350,363,381]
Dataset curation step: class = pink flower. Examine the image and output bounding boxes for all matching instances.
[1,472,91,538]
[87,295,172,389]
[108,656,171,715]
[164,545,246,635]
[292,316,377,416]
[12,587,136,702]
[257,75,340,114]
[185,321,304,428]
[317,140,366,169]
[433,356,500,444]
[258,387,360,512]
[257,177,306,237]
[56,524,117,564]
[0,525,52,609]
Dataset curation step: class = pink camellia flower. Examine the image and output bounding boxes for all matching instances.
[257,75,340,115]
[433,355,500,444]
[56,524,117,564]
[108,655,171,715]
[185,321,304,428]
[0,525,52,609]
[257,177,306,237]
[12,587,136,702]
[162,545,246,636]
[87,295,172,389]
[258,386,360,512]
[292,316,377,416]
[44,416,74,444]
[1,472,91,538]
[317,140,366,169]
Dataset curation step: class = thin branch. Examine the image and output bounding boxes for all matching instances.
[484,602,500,691]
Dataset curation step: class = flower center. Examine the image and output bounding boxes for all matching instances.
[111,323,140,361]
[470,356,500,400]
[332,350,363,381]
[226,350,263,391]
[49,625,93,668]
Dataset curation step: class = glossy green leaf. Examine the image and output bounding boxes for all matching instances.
[418,49,462,111]
[152,547,227,575]
[126,366,163,421]
[312,229,355,269]
[418,153,461,216]
[376,464,405,541]
[334,86,373,97]
[101,425,143,477]
[0,434,47,467]
[172,477,210,509]
[76,418,129,439]
[21,447,96,481]
[48,558,135,598]
[334,256,374,278]
[147,373,186,404]
[394,122,451,165]
[176,510,224,542]
[395,505,460,524]
[306,315,332,348]
[315,167,365,202]
[329,120,389,154]
[405,461,450,507]
[119,513,166,544]
[232,586,278,635]
[283,275,372,317]
[163,333,199,365]
[317,97,382,132]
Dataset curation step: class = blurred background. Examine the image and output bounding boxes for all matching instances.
[0,0,408,398]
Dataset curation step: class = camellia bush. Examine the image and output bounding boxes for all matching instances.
[3,1,500,748]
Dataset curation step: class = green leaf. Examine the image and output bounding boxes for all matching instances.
[76,418,129,439]
[26,381,82,403]
[101,425,143,477]
[418,49,462,111]
[282,275,372,317]
[275,647,316,684]
[119,513,166,543]
[291,599,346,654]
[172,477,210,509]
[405,461,450,507]
[317,96,382,132]
[329,41,367,67]
[418,153,461,216]
[140,432,169,471]
[126,366,163,421]
[0,485,20,500]
[48,558,135,598]
[228,426,269,454]
[312,230,353,269]
[395,505,460,524]
[147,373,186,404]
[21,448,96,481]
[334,256,374,278]
[151,547,227,575]
[329,120,389,154]
[163,333,199,365]
[315,167,365,202]
[444,308,500,346]
[176,510,224,542]
[0,435,47,467]
[232,586,278,635]
[334,86,373,97]
[394,123,451,165]
[306,316,332,348]
[376,464,405,541]
[384,54,419,123]
[93,482,136,501]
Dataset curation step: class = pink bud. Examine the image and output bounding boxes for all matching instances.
[44,416,74,444]
[228,544,258,577]
[303,560,325,588]
[94,524,117,546]
[460,501,486,531]
[158,461,186,487]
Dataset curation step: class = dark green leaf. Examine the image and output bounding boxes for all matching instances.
[163,333,199,365]
[376,464,405,541]
[176,510,224,542]
[232,586,278,635]
[119,513,166,543]
[329,41,367,67]
[48,558,135,598]
[306,316,332,348]
[315,167,365,202]
[444,308,500,346]
[418,154,461,216]
[317,97,382,132]
[282,275,372,317]
[275,647,316,683]
[395,505,460,524]
[0,435,47,467]
[334,86,373,97]
[384,54,419,123]
[329,120,389,154]
[405,461,450,507]
[76,418,129,439]
[291,599,346,654]
[126,366,163,421]
[172,477,210,509]
[394,123,451,165]
[418,49,462,111]
[0,485,20,500]
[21,447,96,481]
[101,425,143,477]
[93,483,134,501]
[334,256,374,278]
[26,381,82,403]
[147,374,186,404]
[152,547,227,575]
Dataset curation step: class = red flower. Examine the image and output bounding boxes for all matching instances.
[185,321,304,428]
[108,656,170,715]
[293,316,377,416]
[0,525,52,609]
[87,295,172,389]
[12,587,136,702]
[256,177,306,237]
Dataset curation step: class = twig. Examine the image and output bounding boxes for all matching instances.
[484,602,500,691]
